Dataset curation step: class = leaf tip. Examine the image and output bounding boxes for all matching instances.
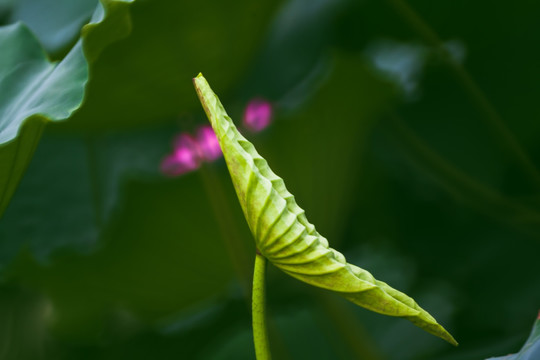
[192,73,206,93]
[439,327,458,346]
[192,73,214,127]
[193,72,204,82]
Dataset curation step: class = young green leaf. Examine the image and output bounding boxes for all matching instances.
[193,73,458,346]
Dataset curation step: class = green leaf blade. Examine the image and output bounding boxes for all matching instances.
[0,23,87,144]
[0,23,87,217]
[0,0,136,218]
[193,73,458,346]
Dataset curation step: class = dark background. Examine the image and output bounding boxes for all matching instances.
[1,0,539,359]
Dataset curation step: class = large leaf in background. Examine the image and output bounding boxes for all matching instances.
[8,0,97,54]
[194,73,456,345]
[7,170,242,342]
[238,0,347,102]
[0,23,86,218]
[57,0,281,133]
[1,0,281,220]
[337,0,540,199]
[0,125,248,267]
[0,127,174,266]
[0,134,99,267]
[487,314,540,360]
[0,0,134,219]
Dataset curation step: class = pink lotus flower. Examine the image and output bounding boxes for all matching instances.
[243,98,272,132]
[161,98,274,177]
[161,134,200,176]
[196,125,222,162]
[161,125,223,177]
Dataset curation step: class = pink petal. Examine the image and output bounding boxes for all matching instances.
[243,98,273,132]
[196,125,222,162]
[161,134,200,176]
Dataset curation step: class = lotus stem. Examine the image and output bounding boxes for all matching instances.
[252,251,271,360]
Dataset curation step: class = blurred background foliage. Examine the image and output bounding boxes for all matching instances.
[0,0,539,359]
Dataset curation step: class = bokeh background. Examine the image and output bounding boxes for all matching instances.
[1,0,539,359]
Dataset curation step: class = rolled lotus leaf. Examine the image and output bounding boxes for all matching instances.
[193,73,457,346]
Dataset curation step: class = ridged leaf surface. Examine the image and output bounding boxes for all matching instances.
[193,73,457,346]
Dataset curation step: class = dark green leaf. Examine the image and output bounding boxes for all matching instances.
[0,0,134,219]
[60,0,281,132]
[8,173,238,342]
[0,23,86,218]
[487,314,540,360]
[8,0,97,53]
